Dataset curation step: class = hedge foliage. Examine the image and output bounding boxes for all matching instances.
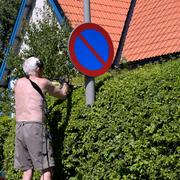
[0,116,11,170]
[2,59,180,179]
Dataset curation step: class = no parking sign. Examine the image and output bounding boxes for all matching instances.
[68,23,114,77]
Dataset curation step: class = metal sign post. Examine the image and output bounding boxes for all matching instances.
[84,0,95,106]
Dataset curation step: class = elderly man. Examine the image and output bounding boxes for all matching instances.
[14,57,69,180]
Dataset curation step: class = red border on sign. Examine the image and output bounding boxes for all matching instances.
[68,23,114,77]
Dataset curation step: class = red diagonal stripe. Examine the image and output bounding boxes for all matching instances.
[79,34,106,66]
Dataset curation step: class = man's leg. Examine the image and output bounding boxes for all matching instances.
[22,169,33,180]
[40,167,53,180]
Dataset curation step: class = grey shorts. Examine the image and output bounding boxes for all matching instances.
[14,121,55,171]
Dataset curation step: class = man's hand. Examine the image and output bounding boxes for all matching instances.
[62,82,69,96]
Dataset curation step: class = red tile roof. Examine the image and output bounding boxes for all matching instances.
[122,0,180,61]
[57,0,131,57]
[57,0,180,62]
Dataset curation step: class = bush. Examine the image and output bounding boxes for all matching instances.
[2,59,180,179]
[0,116,12,170]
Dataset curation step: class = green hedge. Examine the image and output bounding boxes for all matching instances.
[0,116,12,170]
[2,59,180,179]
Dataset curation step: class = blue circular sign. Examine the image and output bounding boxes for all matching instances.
[68,23,114,77]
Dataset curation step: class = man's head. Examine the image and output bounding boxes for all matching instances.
[23,57,44,76]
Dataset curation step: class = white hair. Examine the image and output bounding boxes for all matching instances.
[23,57,40,75]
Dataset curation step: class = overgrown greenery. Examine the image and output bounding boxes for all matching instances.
[2,59,180,179]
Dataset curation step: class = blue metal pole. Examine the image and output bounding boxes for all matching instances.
[48,0,64,24]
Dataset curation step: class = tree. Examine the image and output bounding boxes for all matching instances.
[0,0,21,59]
[7,3,74,80]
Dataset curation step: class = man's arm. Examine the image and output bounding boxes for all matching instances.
[45,79,69,100]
